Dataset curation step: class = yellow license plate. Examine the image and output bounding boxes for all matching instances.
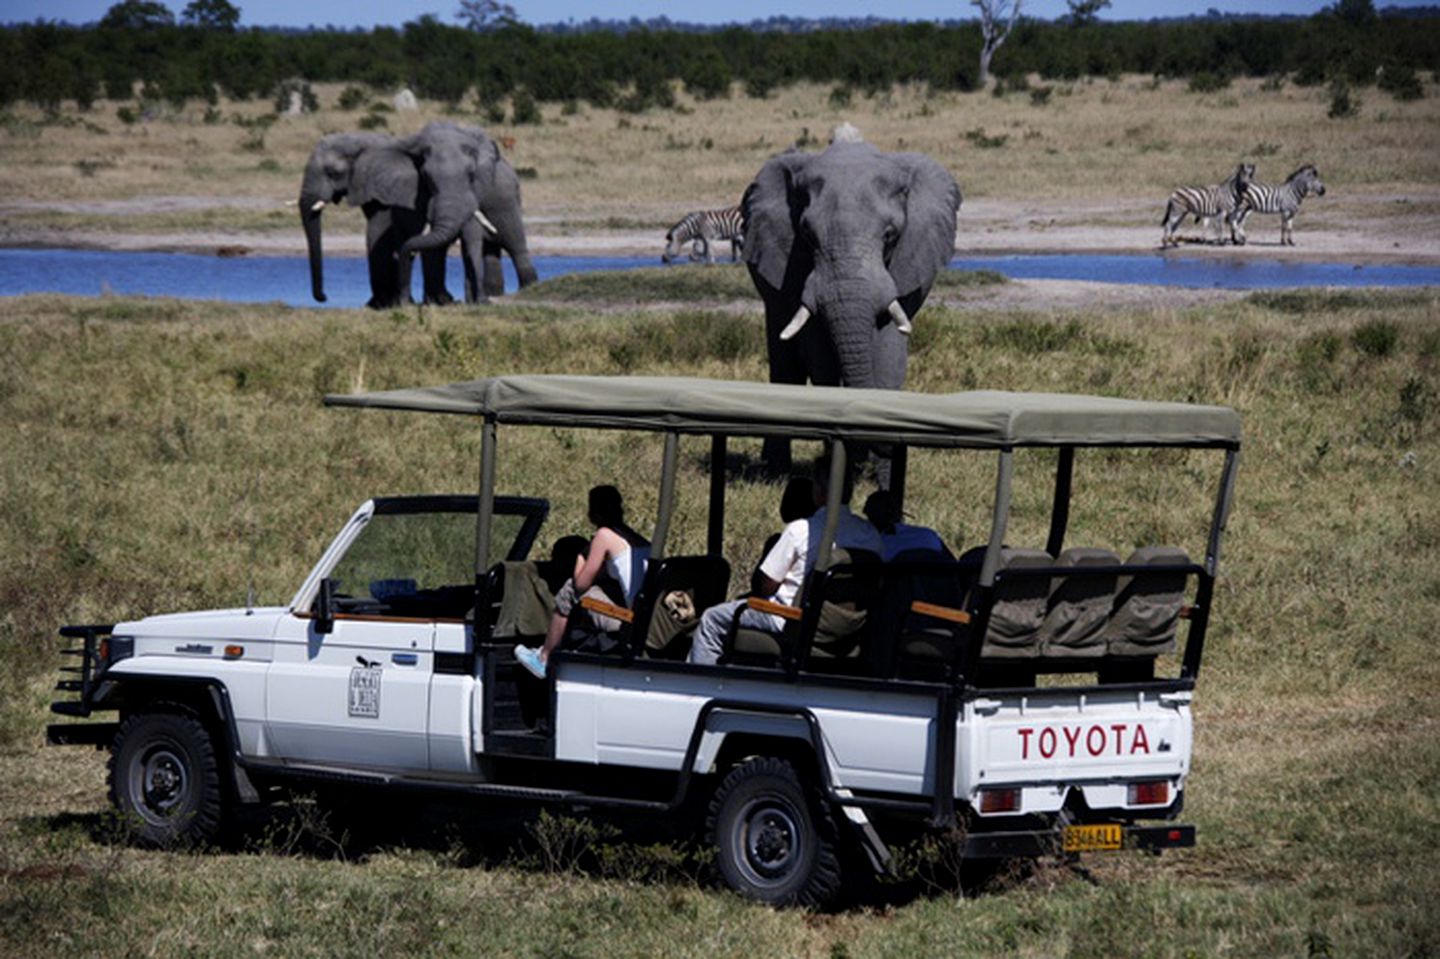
[1063,824,1123,853]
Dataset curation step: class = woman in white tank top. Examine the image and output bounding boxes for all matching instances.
[515,485,649,679]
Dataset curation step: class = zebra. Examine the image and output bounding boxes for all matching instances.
[1160,163,1255,248]
[662,205,744,264]
[1230,164,1327,247]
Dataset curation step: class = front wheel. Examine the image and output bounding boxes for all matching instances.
[707,757,841,907]
[109,710,225,847]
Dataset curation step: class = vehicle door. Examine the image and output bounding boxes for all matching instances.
[268,496,547,772]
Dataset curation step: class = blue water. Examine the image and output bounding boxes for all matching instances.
[0,248,1435,308]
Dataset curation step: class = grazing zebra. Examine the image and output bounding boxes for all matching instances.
[1230,164,1327,247]
[662,205,744,264]
[1161,163,1255,248]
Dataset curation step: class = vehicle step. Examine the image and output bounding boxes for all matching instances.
[484,729,552,757]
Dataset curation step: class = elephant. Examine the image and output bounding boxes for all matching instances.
[299,132,451,309]
[742,140,961,474]
[398,121,538,300]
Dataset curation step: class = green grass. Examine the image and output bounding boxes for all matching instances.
[3,286,1439,956]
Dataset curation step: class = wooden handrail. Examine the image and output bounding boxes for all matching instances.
[579,596,635,624]
[746,597,804,621]
[910,601,972,625]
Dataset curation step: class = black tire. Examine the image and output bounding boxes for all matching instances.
[109,710,225,848]
[706,757,842,907]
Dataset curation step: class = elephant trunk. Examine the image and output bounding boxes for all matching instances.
[300,192,327,303]
[816,264,900,390]
[403,196,474,255]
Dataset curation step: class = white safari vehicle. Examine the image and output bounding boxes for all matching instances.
[50,375,1240,906]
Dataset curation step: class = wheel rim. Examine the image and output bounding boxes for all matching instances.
[129,743,191,826]
[734,797,805,888]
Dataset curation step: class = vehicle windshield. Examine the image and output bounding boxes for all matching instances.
[329,510,528,618]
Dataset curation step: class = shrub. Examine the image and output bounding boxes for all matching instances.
[357,111,388,130]
[1352,319,1398,357]
[1188,71,1231,93]
[115,105,137,125]
[510,87,540,124]
[1328,80,1360,118]
[828,84,853,108]
[1029,85,1053,106]
[964,127,1009,149]
[337,85,368,110]
[1378,63,1424,101]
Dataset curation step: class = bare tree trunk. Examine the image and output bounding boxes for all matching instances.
[972,0,1022,88]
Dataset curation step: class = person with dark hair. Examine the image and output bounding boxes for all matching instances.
[862,490,952,561]
[688,457,881,666]
[752,475,819,594]
[515,485,649,678]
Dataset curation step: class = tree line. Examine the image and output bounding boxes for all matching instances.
[1,7,1435,113]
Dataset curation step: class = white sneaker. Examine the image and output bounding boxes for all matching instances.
[514,644,546,679]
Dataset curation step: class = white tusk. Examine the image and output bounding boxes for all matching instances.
[309,200,326,212]
[283,199,298,207]
[779,305,812,341]
[474,210,498,234]
[887,299,912,335]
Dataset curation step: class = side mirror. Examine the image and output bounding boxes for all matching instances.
[314,577,336,635]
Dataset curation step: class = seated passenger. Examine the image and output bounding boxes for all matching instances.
[862,490,953,562]
[688,458,882,666]
[751,475,819,595]
[515,485,649,678]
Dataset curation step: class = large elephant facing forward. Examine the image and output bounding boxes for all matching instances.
[743,141,961,471]
[400,122,538,299]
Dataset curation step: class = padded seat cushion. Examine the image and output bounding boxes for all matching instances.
[1105,546,1190,656]
[1038,547,1120,658]
[981,548,1053,659]
[732,628,784,657]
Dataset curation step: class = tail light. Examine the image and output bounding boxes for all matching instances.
[1128,780,1170,806]
[979,788,1021,814]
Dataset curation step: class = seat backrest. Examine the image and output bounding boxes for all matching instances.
[1104,546,1190,656]
[806,548,882,660]
[979,548,1053,659]
[635,554,732,658]
[1037,547,1120,658]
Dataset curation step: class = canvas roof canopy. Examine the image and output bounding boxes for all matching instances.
[325,375,1240,450]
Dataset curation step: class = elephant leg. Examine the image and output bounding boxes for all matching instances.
[422,248,454,306]
[365,209,400,310]
[482,238,505,298]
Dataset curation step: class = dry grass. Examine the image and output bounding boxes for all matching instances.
[1,283,1438,955]
[3,76,1438,235]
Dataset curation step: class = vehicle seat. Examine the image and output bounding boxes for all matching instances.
[728,549,880,667]
[891,556,971,675]
[1037,547,1120,659]
[635,555,732,660]
[978,548,1054,660]
[1103,546,1191,657]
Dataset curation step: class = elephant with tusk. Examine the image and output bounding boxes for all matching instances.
[742,140,961,476]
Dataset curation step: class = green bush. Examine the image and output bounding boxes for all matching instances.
[337,84,368,110]
[1352,319,1398,357]
[510,87,540,124]
[1378,63,1424,101]
[1188,71,1231,93]
[358,111,388,130]
[1328,79,1360,118]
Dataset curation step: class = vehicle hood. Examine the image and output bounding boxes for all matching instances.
[116,607,290,641]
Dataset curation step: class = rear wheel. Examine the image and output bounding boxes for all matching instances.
[109,710,225,847]
[707,757,841,907]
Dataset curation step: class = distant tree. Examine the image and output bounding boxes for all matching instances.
[972,0,1022,87]
[1329,0,1376,27]
[99,0,176,30]
[182,0,241,30]
[456,0,518,32]
[1066,0,1110,27]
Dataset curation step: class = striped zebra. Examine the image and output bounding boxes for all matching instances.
[662,205,744,264]
[1161,163,1255,248]
[1230,165,1326,247]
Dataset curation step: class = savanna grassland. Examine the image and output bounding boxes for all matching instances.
[2,74,1438,258]
[2,275,1438,956]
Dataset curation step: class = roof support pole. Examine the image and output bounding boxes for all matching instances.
[979,449,1014,588]
[889,444,909,508]
[650,431,680,563]
[474,416,497,581]
[815,438,847,572]
[1205,449,1240,577]
[1045,446,1074,558]
[707,435,727,557]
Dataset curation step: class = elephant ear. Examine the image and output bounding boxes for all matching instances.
[351,145,421,210]
[742,150,812,293]
[888,153,961,308]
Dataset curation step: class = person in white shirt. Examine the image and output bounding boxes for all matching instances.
[688,459,883,666]
[862,489,952,562]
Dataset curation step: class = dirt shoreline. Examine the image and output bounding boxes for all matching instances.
[3,194,1438,266]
